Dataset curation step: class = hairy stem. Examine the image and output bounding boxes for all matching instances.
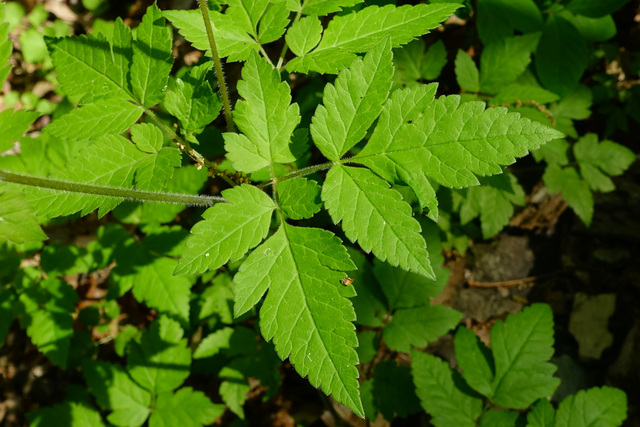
[198,0,235,132]
[144,108,238,187]
[0,170,226,207]
[258,161,334,189]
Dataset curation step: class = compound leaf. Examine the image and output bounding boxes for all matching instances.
[356,84,440,217]
[459,172,526,239]
[83,359,151,427]
[257,1,290,44]
[28,402,104,427]
[555,386,627,427]
[355,95,563,190]
[574,133,635,192]
[0,191,47,244]
[127,316,191,394]
[286,4,459,74]
[44,98,143,141]
[176,184,275,275]
[322,164,434,279]
[225,52,301,172]
[489,304,560,408]
[544,164,593,225]
[311,37,393,161]
[412,351,483,427]
[150,387,224,427]
[454,327,495,397]
[233,223,362,416]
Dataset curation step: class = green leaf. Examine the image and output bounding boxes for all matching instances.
[322,164,434,279]
[374,258,443,310]
[113,255,191,325]
[490,84,560,106]
[354,84,440,217]
[176,184,274,275]
[47,33,133,104]
[422,40,448,80]
[455,50,480,93]
[83,359,151,426]
[302,0,362,15]
[555,387,627,427]
[193,327,234,359]
[233,223,362,416]
[565,0,630,18]
[127,317,191,394]
[0,288,18,345]
[412,351,483,427]
[0,191,47,244]
[44,98,143,141]
[150,388,224,427]
[219,379,250,419]
[383,305,462,352]
[477,0,543,44]
[0,108,40,152]
[28,402,105,427]
[369,360,422,420]
[478,409,519,427]
[0,20,12,86]
[459,172,526,239]
[225,0,269,37]
[564,12,616,42]
[131,3,174,107]
[257,1,290,44]
[285,16,322,56]
[574,133,635,192]
[454,327,494,397]
[535,14,587,97]
[394,38,427,83]
[19,279,77,368]
[488,304,560,408]
[131,123,164,153]
[277,178,322,220]
[23,133,179,218]
[543,164,593,225]
[350,249,387,327]
[162,9,258,62]
[286,3,460,74]
[355,95,563,190]
[225,52,301,172]
[527,398,556,427]
[479,33,540,95]
[19,27,49,64]
[164,63,222,136]
[311,38,392,161]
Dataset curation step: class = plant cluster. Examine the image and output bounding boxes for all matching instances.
[0,0,635,425]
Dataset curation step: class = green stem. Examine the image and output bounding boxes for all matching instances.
[144,108,238,188]
[258,161,334,189]
[0,170,226,207]
[198,0,235,132]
